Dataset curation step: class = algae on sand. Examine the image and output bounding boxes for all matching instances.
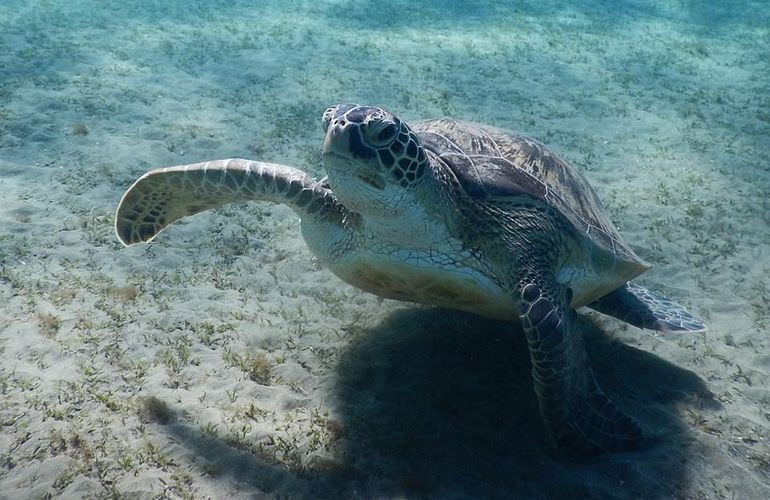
[0,0,768,498]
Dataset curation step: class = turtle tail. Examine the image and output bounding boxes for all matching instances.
[115,159,344,246]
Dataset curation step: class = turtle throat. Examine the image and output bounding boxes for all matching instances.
[322,152,402,218]
[355,167,386,190]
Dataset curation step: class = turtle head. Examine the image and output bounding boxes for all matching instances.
[321,104,429,217]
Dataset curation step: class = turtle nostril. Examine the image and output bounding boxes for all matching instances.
[322,107,336,130]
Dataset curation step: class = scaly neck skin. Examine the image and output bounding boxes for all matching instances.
[299,187,360,264]
[356,172,452,250]
[302,172,458,267]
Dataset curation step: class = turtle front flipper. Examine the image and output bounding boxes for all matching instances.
[115,159,346,245]
[588,282,706,333]
[517,279,643,456]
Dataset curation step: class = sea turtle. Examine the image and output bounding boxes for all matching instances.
[115,104,705,456]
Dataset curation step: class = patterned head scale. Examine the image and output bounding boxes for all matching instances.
[322,104,428,188]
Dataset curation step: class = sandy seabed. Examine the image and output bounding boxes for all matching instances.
[1,0,768,498]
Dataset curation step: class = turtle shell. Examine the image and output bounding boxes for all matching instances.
[414,118,650,283]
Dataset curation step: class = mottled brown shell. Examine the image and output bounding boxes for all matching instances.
[414,119,649,271]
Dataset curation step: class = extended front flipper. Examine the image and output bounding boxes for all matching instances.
[115,159,347,245]
[517,278,643,456]
[588,282,706,333]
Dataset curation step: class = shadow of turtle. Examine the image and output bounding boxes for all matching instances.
[158,306,718,499]
[331,306,719,499]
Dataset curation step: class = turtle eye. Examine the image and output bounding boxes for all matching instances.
[377,124,397,142]
[366,122,398,146]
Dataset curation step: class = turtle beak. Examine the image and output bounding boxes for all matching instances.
[323,120,359,160]
[322,122,386,191]
[323,120,377,161]
[322,122,346,157]
[322,106,336,133]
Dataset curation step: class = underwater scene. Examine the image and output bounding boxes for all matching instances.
[1,0,768,498]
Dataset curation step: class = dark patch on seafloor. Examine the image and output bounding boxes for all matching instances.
[162,307,718,499]
[331,308,718,498]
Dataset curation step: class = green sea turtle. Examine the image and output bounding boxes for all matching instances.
[115,104,705,456]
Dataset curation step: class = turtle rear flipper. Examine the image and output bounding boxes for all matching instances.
[588,282,706,333]
[518,280,643,457]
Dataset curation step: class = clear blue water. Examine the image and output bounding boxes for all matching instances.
[0,1,768,498]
